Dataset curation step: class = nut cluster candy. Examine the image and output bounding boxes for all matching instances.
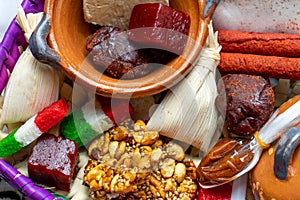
[84,120,198,199]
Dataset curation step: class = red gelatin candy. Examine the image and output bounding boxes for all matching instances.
[198,184,232,200]
[97,96,134,124]
[28,134,79,191]
[128,3,190,55]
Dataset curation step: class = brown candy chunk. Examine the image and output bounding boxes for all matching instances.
[86,26,151,79]
[216,74,274,136]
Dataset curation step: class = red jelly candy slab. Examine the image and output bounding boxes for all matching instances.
[28,134,79,192]
[198,184,232,200]
[128,3,190,55]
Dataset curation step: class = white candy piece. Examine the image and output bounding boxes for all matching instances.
[81,99,114,134]
[83,0,169,29]
[212,0,300,33]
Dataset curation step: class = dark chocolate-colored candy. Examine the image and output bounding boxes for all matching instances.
[215,74,274,137]
[86,26,151,79]
[28,134,79,191]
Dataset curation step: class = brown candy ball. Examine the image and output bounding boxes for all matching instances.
[216,74,274,137]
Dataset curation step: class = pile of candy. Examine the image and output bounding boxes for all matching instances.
[1,1,300,200]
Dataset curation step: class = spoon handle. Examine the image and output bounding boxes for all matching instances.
[274,126,300,180]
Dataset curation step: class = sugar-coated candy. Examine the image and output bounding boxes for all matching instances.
[28,134,79,191]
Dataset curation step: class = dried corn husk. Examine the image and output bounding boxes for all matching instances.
[67,151,91,200]
[0,96,3,107]
[0,130,7,140]
[290,81,300,97]
[0,8,60,128]
[147,22,222,152]
[270,79,300,108]
[274,79,290,107]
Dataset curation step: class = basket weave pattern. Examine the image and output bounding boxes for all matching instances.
[0,0,45,93]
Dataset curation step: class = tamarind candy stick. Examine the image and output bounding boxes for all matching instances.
[218,30,300,57]
[218,52,300,80]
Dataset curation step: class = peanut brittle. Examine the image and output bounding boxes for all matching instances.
[84,120,198,200]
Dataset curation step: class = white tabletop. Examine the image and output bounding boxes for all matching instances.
[0,0,22,41]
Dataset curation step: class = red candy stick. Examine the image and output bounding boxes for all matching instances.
[34,99,69,132]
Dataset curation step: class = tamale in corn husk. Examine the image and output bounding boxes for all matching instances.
[147,22,222,152]
[0,8,61,128]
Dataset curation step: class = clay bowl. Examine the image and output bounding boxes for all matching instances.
[30,0,218,98]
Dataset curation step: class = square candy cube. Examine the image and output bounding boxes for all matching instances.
[28,134,79,191]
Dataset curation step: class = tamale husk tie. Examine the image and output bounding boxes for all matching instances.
[147,22,222,152]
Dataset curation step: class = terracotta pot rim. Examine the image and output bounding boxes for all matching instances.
[43,0,212,98]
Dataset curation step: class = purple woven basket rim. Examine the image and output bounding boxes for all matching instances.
[0,0,45,93]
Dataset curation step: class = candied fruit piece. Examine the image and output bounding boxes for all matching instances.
[28,134,79,191]
[128,3,190,55]
[86,26,151,79]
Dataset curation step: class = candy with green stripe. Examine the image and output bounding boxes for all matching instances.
[0,99,68,157]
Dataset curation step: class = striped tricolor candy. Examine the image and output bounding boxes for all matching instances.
[0,99,68,157]
[61,97,134,147]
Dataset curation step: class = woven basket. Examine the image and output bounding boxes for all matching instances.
[0,0,45,93]
[1,1,298,200]
[0,1,45,198]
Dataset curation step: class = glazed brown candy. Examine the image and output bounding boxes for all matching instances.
[197,137,254,185]
[215,74,274,137]
[86,26,151,79]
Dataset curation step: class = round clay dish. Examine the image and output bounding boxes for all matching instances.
[38,0,213,98]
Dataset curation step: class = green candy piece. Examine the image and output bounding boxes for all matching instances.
[51,193,69,200]
[60,109,99,147]
[0,129,23,157]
